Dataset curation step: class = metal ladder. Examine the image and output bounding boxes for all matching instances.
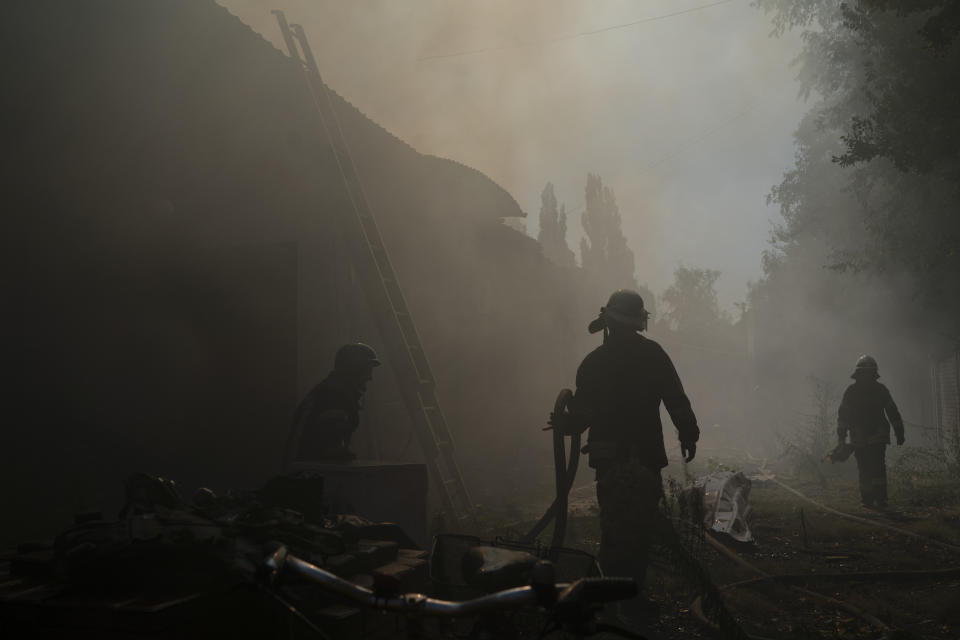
[273,11,473,523]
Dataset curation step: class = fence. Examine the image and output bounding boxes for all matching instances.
[933,349,960,452]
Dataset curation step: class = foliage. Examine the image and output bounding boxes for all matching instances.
[662,475,706,555]
[889,445,960,509]
[536,182,575,268]
[892,421,960,480]
[753,0,960,325]
[579,173,637,290]
[660,266,733,335]
[778,377,839,486]
[744,1,960,445]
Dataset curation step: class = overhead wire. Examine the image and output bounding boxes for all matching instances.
[414,0,801,323]
[634,82,802,177]
[417,0,740,62]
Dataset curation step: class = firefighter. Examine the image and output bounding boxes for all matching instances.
[837,355,905,508]
[285,343,381,465]
[554,289,699,624]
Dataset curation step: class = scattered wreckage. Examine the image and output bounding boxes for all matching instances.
[1,471,429,637]
[693,470,755,544]
[0,471,604,639]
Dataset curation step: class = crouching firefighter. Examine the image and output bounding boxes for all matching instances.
[551,290,700,624]
[837,355,905,509]
[283,343,381,466]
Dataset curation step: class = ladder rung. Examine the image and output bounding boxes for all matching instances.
[279,14,473,523]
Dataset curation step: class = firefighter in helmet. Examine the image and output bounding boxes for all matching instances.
[837,354,905,508]
[285,343,381,465]
[553,289,699,624]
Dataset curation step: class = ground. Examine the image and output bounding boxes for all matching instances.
[472,449,960,640]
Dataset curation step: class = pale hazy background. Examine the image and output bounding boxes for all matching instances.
[219,0,807,310]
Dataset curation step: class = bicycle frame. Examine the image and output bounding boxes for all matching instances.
[265,546,566,616]
[264,546,646,639]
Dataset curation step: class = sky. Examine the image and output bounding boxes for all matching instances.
[219,0,809,310]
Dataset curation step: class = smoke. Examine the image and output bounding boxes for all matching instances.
[5,0,942,548]
[218,0,808,309]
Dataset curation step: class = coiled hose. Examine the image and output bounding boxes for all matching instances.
[521,389,580,549]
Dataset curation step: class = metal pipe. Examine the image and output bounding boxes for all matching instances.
[283,553,563,616]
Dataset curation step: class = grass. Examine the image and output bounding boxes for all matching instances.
[462,445,960,639]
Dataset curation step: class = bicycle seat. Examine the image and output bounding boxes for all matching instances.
[461,546,538,593]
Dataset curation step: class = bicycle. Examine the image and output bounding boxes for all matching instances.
[262,545,649,639]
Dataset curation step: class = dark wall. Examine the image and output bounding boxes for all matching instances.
[6,242,298,542]
[2,0,631,545]
[1,0,329,543]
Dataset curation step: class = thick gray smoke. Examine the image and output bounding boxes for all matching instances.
[3,1,943,551]
[219,0,808,309]
[218,1,939,458]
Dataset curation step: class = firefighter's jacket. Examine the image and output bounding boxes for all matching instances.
[292,372,362,461]
[837,378,904,446]
[574,331,699,470]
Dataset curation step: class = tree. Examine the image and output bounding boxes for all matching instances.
[579,173,637,289]
[737,1,955,443]
[537,182,575,268]
[755,0,960,330]
[660,266,731,335]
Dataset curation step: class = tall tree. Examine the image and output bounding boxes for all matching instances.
[755,0,960,331]
[537,182,575,268]
[580,173,637,289]
[661,266,731,335]
[737,1,953,437]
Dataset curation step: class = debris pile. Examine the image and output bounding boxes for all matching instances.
[1,472,426,637]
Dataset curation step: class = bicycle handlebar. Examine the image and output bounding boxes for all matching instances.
[264,546,636,617]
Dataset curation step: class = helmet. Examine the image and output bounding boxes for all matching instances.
[588,290,649,333]
[334,343,381,373]
[852,354,879,379]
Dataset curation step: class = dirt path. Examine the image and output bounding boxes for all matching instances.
[483,468,960,639]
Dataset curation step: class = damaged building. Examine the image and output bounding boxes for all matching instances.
[2,0,594,545]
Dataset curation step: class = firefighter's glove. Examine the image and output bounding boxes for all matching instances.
[896,435,905,446]
[681,441,696,463]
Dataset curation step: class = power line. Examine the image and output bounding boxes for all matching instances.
[418,0,740,62]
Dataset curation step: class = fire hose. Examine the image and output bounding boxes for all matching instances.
[518,391,758,638]
[520,389,580,549]
[690,454,960,638]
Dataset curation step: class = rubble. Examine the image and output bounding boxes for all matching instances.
[0,472,427,638]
